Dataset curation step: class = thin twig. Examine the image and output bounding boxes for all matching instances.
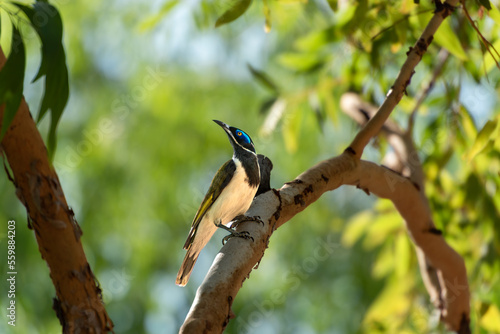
[461,0,500,69]
[371,8,434,41]
[408,48,450,134]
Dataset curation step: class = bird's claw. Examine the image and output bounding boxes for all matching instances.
[222,230,254,245]
[230,215,264,229]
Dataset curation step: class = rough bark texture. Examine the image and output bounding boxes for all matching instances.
[0,48,113,333]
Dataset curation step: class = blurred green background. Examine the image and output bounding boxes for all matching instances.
[1,0,500,333]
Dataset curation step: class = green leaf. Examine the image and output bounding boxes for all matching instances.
[247,64,279,93]
[363,278,413,328]
[278,52,324,72]
[342,211,372,246]
[138,0,179,32]
[282,106,302,153]
[466,118,498,161]
[484,39,500,72]
[318,81,338,125]
[215,0,253,28]
[0,26,25,141]
[341,0,367,33]
[372,242,394,278]
[464,173,483,207]
[433,19,468,61]
[335,4,356,28]
[259,96,278,115]
[0,9,13,55]
[294,26,340,52]
[478,0,492,10]
[481,305,500,332]
[394,233,411,277]
[459,105,478,141]
[326,0,338,11]
[363,211,402,249]
[13,1,69,157]
[263,0,271,32]
[488,3,500,26]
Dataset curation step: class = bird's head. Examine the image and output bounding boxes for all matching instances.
[213,120,256,154]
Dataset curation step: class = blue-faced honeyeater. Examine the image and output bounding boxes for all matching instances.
[176,120,260,286]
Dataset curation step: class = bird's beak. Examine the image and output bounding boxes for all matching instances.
[213,119,237,147]
[213,119,229,130]
[213,119,232,136]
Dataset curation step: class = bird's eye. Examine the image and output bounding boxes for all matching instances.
[237,131,242,136]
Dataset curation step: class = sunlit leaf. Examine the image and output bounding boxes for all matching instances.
[363,211,402,249]
[0,9,13,55]
[342,211,372,246]
[483,39,500,72]
[282,106,302,153]
[138,0,179,32]
[394,233,411,277]
[263,0,271,32]
[278,52,324,72]
[372,241,394,278]
[215,0,253,28]
[433,19,468,61]
[466,118,498,161]
[335,4,356,27]
[295,26,340,52]
[363,278,413,329]
[459,105,478,141]
[318,78,338,124]
[0,26,25,141]
[488,3,500,26]
[481,305,500,332]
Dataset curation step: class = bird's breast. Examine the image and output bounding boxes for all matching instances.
[208,162,258,226]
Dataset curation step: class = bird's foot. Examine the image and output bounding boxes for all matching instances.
[230,215,264,229]
[222,230,254,245]
[215,220,255,245]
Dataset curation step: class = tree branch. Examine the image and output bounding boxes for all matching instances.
[0,47,114,333]
[340,90,465,330]
[349,0,458,158]
[340,92,417,178]
[181,1,469,332]
[181,151,469,333]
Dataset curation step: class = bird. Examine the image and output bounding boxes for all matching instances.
[176,120,261,287]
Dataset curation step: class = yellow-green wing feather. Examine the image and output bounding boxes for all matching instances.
[182,159,236,249]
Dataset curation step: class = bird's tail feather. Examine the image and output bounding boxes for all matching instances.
[176,217,218,286]
[176,248,200,286]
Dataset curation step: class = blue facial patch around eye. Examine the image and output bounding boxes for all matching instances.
[235,129,251,144]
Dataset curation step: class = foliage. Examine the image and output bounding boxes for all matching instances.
[0,0,499,333]
[0,0,69,156]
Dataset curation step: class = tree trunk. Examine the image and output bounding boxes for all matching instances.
[0,47,114,333]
